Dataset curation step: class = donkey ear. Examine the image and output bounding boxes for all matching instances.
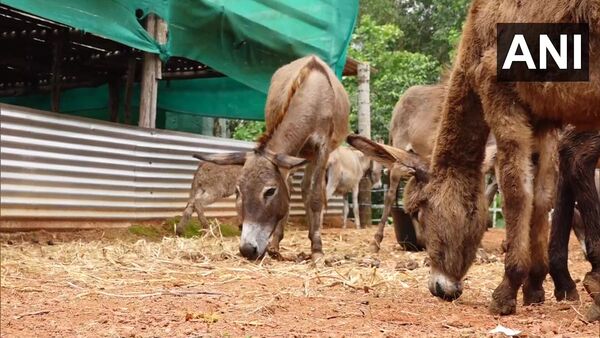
[193,151,249,165]
[260,148,308,170]
[273,153,308,169]
[346,134,398,165]
[347,134,429,181]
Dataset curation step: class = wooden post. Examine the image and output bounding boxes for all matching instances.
[50,39,63,112]
[108,77,120,122]
[124,56,136,125]
[357,63,371,138]
[138,14,167,128]
[357,63,372,229]
[213,118,222,137]
[202,117,214,135]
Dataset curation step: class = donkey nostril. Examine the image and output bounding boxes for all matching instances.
[435,281,444,297]
[239,243,258,260]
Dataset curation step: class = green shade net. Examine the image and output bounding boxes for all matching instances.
[1,0,358,126]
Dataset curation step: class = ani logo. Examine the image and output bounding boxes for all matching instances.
[497,23,589,82]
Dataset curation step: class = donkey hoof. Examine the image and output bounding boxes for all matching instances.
[583,272,600,304]
[585,303,600,322]
[523,287,545,305]
[554,287,580,302]
[368,242,381,253]
[267,249,284,261]
[489,297,517,315]
[311,251,324,262]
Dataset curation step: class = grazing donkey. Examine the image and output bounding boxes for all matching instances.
[549,128,600,321]
[349,0,600,316]
[369,83,497,252]
[175,161,242,235]
[325,147,383,229]
[572,167,600,255]
[196,55,349,261]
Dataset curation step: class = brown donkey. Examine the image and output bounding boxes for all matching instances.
[370,83,497,252]
[349,0,600,316]
[549,128,600,321]
[196,55,349,261]
[175,161,242,235]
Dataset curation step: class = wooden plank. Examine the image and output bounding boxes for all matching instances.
[138,13,157,128]
[50,38,63,112]
[124,56,137,125]
[108,77,120,122]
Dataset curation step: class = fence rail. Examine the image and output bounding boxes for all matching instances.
[0,104,343,229]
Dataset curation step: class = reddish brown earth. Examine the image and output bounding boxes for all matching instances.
[1,225,599,337]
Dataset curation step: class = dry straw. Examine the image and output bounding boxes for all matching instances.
[0,220,440,302]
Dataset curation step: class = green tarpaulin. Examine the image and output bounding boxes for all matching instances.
[0,0,358,124]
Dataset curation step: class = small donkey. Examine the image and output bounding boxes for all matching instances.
[325,146,383,228]
[175,160,242,235]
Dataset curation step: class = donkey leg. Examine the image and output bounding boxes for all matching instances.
[342,198,349,229]
[523,128,558,305]
[352,184,361,229]
[176,199,195,235]
[369,166,401,252]
[481,83,534,316]
[572,210,588,258]
[268,213,287,260]
[549,140,579,302]
[193,199,210,229]
[302,163,324,259]
[569,132,600,321]
[302,164,314,237]
[307,146,331,261]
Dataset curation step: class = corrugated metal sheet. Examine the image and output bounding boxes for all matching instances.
[0,104,342,229]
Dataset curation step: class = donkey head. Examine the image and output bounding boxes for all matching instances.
[194,149,307,260]
[347,134,486,301]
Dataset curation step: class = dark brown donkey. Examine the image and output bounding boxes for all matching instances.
[549,127,600,321]
[349,0,600,317]
[195,55,349,261]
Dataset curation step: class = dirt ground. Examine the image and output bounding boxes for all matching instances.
[1,223,599,337]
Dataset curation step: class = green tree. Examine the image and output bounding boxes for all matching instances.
[359,0,470,65]
[344,15,440,141]
[231,120,265,141]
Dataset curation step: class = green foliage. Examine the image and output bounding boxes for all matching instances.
[344,15,440,141]
[219,223,241,237]
[231,120,265,141]
[361,0,470,65]
[164,216,241,238]
[128,224,162,238]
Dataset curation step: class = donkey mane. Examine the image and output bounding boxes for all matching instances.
[256,56,333,150]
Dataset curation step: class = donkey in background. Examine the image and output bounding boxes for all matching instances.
[369,83,497,252]
[325,147,383,229]
[549,128,600,321]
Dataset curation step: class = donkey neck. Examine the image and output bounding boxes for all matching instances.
[263,123,314,158]
[430,87,489,179]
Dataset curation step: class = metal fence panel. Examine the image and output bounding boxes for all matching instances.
[0,104,343,229]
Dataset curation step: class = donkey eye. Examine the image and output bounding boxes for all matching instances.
[264,187,276,198]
